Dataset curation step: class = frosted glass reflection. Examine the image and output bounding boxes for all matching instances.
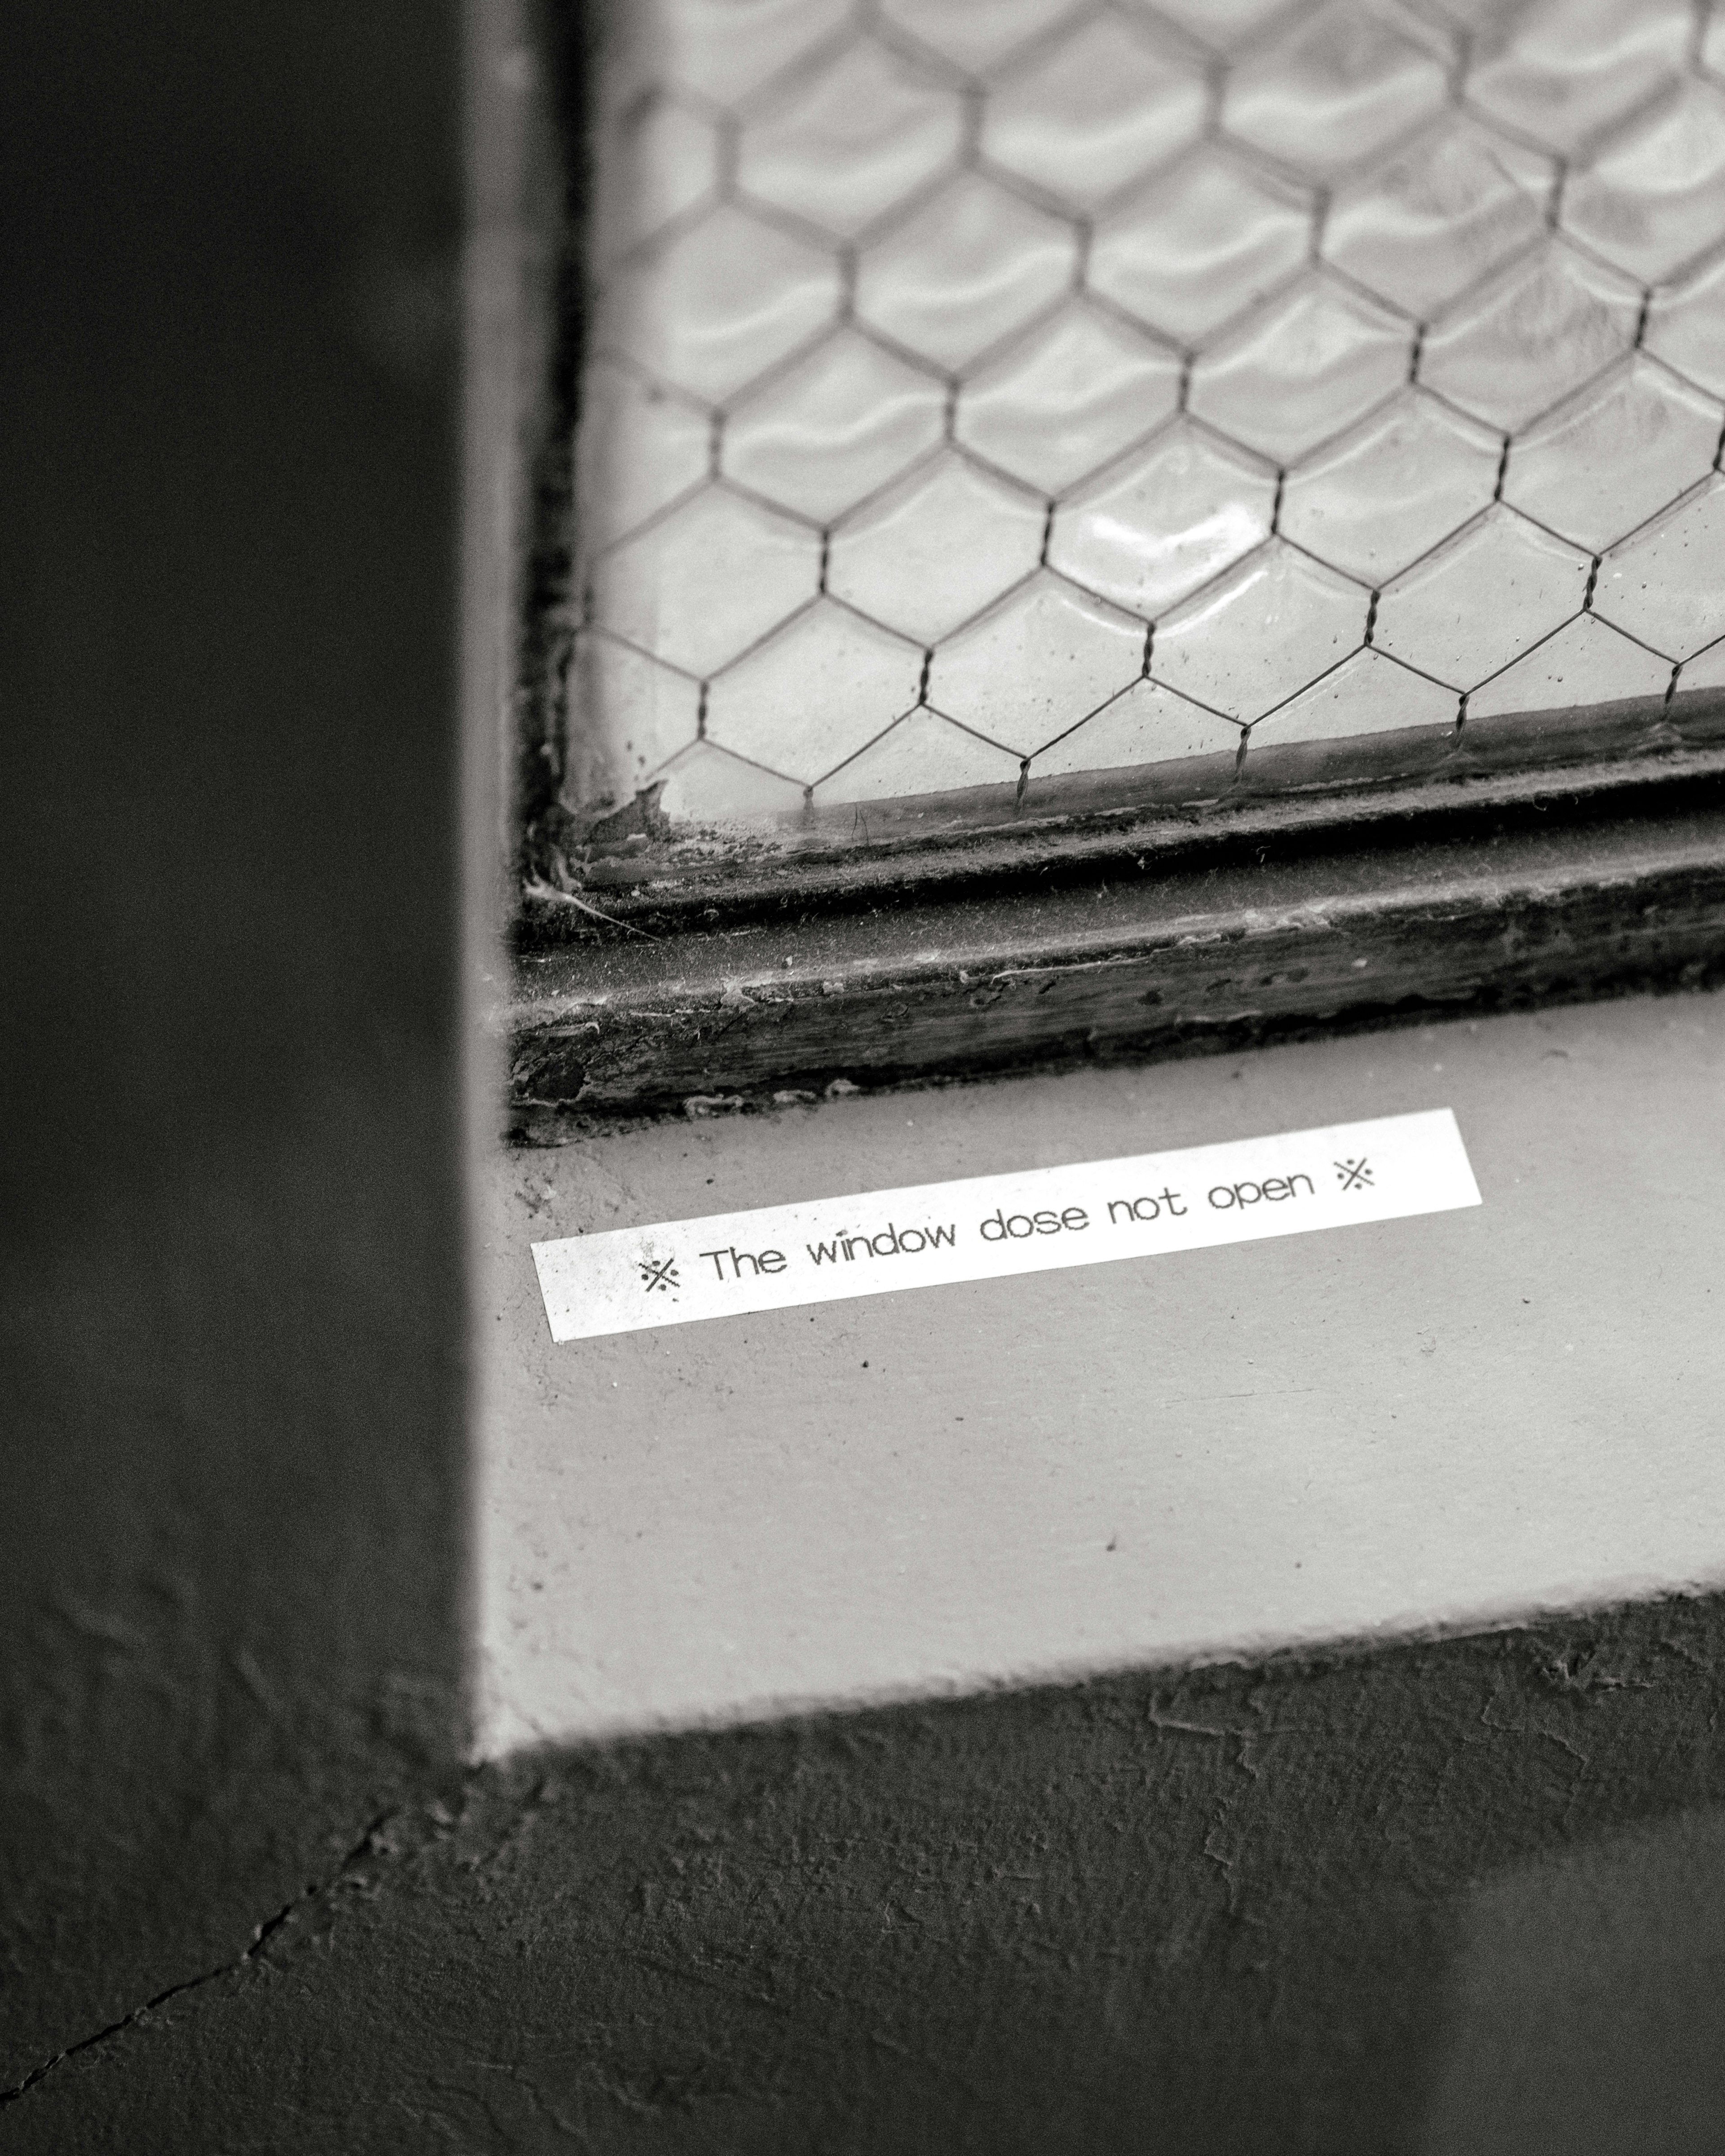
[571,0,1725,825]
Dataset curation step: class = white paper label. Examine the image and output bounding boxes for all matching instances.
[531,1109,1481,1344]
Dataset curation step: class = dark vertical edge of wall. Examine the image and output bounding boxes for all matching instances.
[511,0,588,866]
[11,1600,1725,2153]
[461,0,563,1751]
[0,0,471,2085]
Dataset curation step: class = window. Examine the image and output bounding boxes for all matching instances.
[508,0,1725,1126]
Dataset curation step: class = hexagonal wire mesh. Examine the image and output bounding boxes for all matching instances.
[566,0,1725,834]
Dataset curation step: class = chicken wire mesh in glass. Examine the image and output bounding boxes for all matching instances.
[566,0,1725,831]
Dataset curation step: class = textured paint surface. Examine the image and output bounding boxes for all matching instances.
[10,1602,1725,2151]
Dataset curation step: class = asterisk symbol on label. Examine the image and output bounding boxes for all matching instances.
[1335,1157,1372,1192]
[639,1256,679,1293]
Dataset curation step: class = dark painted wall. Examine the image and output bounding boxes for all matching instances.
[11,1605,1725,2152]
[0,0,469,2094]
[5,7,1725,2151]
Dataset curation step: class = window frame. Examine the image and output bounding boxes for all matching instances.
[506,4,1725,1130]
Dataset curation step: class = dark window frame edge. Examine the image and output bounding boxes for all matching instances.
[507,760,1725,1133]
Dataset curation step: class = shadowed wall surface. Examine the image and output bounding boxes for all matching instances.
[0,0,469,2095]
[9,1602,1725,2152]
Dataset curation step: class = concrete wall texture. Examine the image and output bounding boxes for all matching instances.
[6,5,1725,2150]
[0,0,469,2114]
[13,1614,1725,2152]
